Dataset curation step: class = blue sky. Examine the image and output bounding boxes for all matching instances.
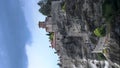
[0,0,58,68]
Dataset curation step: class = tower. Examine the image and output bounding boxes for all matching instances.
[38,21,46,28]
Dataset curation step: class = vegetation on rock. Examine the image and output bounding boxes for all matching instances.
[38,0,51,16]
[97,53,106,60]
[102,0,120,33]
[38,0,59,16]
[61,2,66,12]
[94,26,106,37]
[46,32,54,41]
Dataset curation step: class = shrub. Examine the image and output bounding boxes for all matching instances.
[97,53,106,60]
[102,48,109,54]
[46,32,54,41]
[94,26,106,37]
[62,3,66,12]
[49,32,54,40]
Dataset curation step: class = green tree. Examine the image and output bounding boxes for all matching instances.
[38,0,59,16]
[38,1,44,6]
[38,0,52,16]
[39,4,51,16]
[46,32,54,41]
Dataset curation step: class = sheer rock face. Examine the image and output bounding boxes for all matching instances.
[66,0,103,28]
[51,0,120,68]
[109,13,120,65]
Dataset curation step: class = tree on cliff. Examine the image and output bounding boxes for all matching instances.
[38,0,51,16]
[38,0,59,16]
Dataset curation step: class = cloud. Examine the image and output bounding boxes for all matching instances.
[0,0,31,68]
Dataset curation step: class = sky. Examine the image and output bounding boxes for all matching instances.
[0,0,59,68]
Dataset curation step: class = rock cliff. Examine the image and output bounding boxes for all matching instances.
[43,0,120,68]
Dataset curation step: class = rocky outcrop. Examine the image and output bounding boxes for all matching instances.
[50,0,120,68]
